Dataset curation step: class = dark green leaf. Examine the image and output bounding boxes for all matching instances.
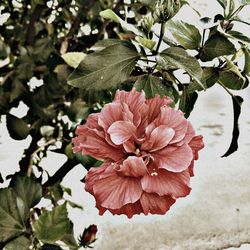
[222,96,243,157]
[5,236,31,250]
[47,183,63,203]
[67,41,139,91]
[76,153,97,170]
[40,244,63,250]
[34,204,74,244]
[189,67,219,92]
[243,47,250,75]
[9,174,42,210]
[157,47,204,88]
[219,71,248,89]
[200,32,236,61]
[168,20,201,49]
[228,30,250,43]
[134,74,174,100]
[216,0,227,9]
[0,188,27,243]
[179,88,198,118]
[6,114,30,140]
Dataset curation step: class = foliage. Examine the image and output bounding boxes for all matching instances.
[0,0,249,248]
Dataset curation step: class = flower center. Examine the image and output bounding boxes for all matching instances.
[135,148,141,156]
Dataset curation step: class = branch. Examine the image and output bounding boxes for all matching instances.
[60,0,96,54]
[25,4,46,46]
[42,158,78,188]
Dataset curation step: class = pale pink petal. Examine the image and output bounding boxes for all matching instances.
[98,103,123,131]
[121,103,134,123]
[189,135,204,160]
[108,121,136,145]
[93,171,142,209]
[156,107,188,144]
[108,201,143,218]
[153,144,193,172]
[141,125,175,152]
[117,156,147,177]
[184,122,195,144]
[114,88,145,115]
[140,192,175,215]
[141,168,191,198]
[146,95,172,123]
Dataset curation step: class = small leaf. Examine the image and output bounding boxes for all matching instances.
[100,9,143,36]
[179,88,198,118]
[227,30,250,43]
[219,71,248,90]
[34,204,74,244]
[239,0,250,5]
[62,52,86,68]
[200,32,236,61]
[9,174,42,210]
[243,47,250,75]
[0,188,27,243]
[5,236,31,250]
[135,36,156,50]
[216,0,227,9]
[189,67,219,92]
[168,20,201,49]
[228,0,235,17]
[134,74,174,100]
[157,47,204,88]
[6,114,30,140]
[68,41,139,91]
[76,153,97,170]
[222,95,243,157]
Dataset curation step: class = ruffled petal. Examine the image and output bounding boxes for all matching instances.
[123,140,136,153]
[145,95,172,123]
[108,121,136,145]
[108,201,143,218]
[98,103,123,131]
[93,171,142,209]
[72,128,125,161]
[153,144,193,172]
[141,168,191,198]
[140,192,175,215]
[141,125,175,152]
[117,156,147,177]
[156,107,188,144]
[114,88,145,115]
[85,163,111,194]
[189,135,204,160]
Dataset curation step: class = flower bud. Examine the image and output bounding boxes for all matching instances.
[78,224,97,248]
[153,0,181,23]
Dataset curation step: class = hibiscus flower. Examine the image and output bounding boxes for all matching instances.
[73,88,204,218]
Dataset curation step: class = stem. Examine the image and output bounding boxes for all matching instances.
[155,22,166,54]
[201,29,206,47]
[42,158,78,188]
[139,58,157,63]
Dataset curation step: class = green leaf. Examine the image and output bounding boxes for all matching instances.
[134,74,174,100]
[135,36,156,50]
[168,20,201,49]
[239,0,250,5]
[62,52,86,68]
[218,71,248,90]
[189,67,219,92]
[34,204,74,244]
[100,9,143,36]
[200,32,236,61]
[228,0,235,17]
[6,114,30,140]
[67,41,139,91]
[5,236,31,250]
[76,153,97,170]
[222,95,243,157]
[216,0,227,9]
[227,30,250,43]
[179,88,198,118]
[243,47,250,75]
[9,174,42,210]
[0,188,27,243]
[157,47,204,88]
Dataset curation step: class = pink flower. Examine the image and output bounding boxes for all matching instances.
[73,88,204,218]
